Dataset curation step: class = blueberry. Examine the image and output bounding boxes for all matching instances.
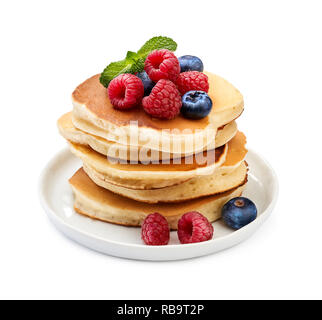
[181,91,212,119]
[222,197,257,230]
[178,55,204,72]
[137,71,155,96]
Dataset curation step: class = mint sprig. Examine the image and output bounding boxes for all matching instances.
[99,36,177,87]
[137,36,177,59]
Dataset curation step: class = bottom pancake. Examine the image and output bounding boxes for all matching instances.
[69,168,247,230]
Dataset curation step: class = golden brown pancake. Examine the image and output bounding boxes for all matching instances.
[71,72,244,153]
[221,131,247,167]
[72,75,210,131]
[80,131,248,203]
[83,161,248,203]
[72,72,243,130]
[68,131,246,190]
[68,141,228,189]
[58,112,238,161]
[70,168,247,229]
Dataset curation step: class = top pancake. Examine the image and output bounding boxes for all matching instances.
[73,75,209,131]
[72,72,244,153]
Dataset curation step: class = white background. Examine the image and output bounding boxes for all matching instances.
[1,0,321,300]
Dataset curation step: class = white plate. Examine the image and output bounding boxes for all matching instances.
[39,148,278,261]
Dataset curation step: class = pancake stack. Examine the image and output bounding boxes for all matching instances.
[58,72,248,229]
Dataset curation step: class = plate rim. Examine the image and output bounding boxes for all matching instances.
[38,147,279,254]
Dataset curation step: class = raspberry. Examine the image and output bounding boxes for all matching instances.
[107,74,144,109]
[177,211,214,244]
[141,213,170,245]
[176,71,209,95]
[144,49,180,82]
[142,79,182,119]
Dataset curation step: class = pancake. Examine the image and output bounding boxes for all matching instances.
[70,168,247,230]
[216,131,247,172]
[72,72,243,154]
[58,112,237,161]
[83,161,248,203]
[68,131,246,190]
[206,72,244,128]
[68,141,228,190]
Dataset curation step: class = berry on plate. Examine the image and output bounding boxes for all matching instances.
[222,197,258,230]
[141,213,170,245]
[137,71,155,96]
[107,73,144,109]
[177,211,214,244]
[178,55,204,72]
[181,90,212,119]
[142,79,182,119]
[176,71,209,95]
[144,49,180,82]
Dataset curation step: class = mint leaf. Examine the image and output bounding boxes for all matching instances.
[125,51,145,72]
[137,36,177,59]
[99,59,132,87]
[100,36,177,87]
[125,51,138,61]
[130,57,145,73]
[99,56,144,87]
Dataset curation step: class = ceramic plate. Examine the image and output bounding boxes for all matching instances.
[39,148,278,261]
